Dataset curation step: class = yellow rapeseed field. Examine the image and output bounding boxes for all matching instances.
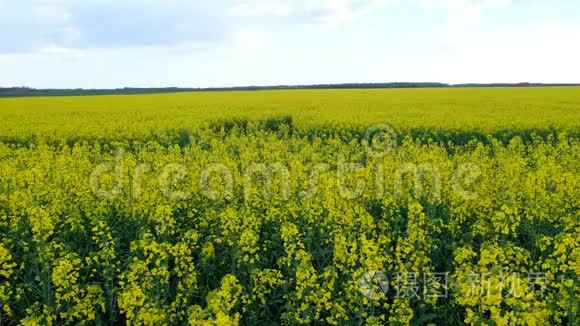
[0,87,578,325]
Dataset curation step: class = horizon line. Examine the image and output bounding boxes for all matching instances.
[2,82,580,98]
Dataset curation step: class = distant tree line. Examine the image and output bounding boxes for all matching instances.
[1,83,579,98]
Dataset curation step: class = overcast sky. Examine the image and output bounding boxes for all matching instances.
[1,0,579,88]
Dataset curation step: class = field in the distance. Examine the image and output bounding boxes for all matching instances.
[0,87,578,325]
[1,87,579,142]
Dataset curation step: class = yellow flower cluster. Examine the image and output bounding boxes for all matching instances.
[0,244,17,316]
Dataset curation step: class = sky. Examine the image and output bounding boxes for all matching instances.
[0,0,579,88]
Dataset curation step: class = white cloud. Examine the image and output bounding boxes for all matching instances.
[233,28,271,48]
[429,20,580,84]
[38,45,84,56]
[0,0,393,54]
[229,0,393,27]
[228,2,294,17]
[0,1,231,53]
[422,0,512,11]
[421,0,513,25]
